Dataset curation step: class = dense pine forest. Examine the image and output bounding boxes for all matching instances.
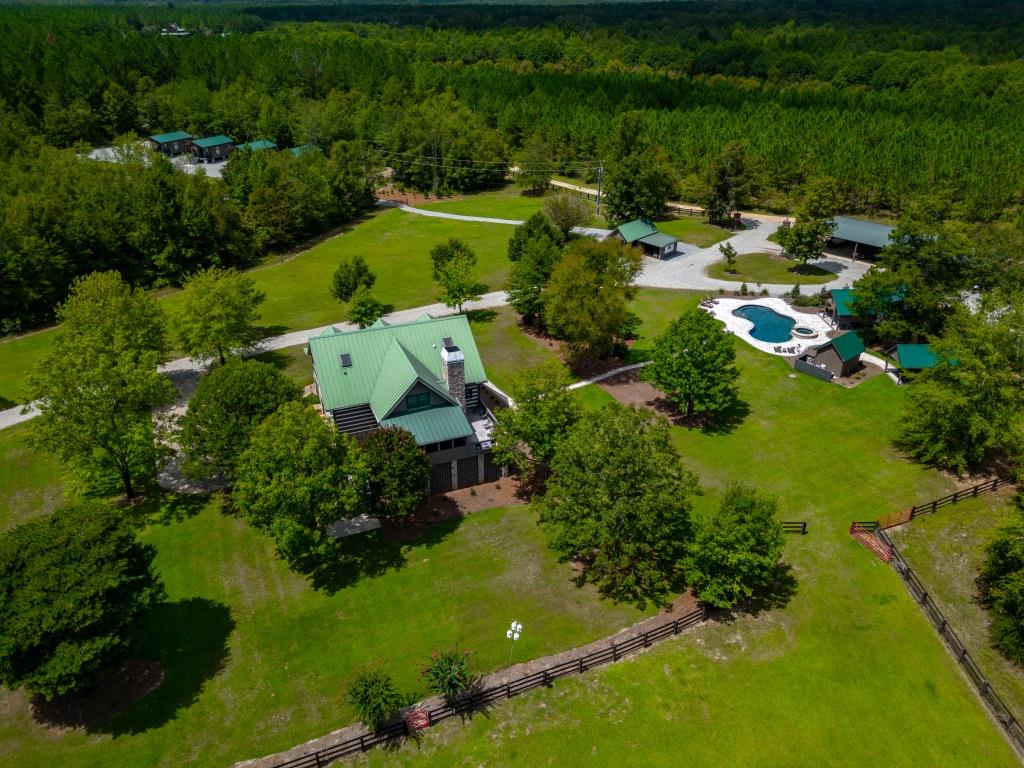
[2,0,1024,329]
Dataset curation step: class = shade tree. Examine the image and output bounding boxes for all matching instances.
[358,426,430,523]
[539,404,697,605]
[178,358,301,479]
[175,267,266,365]
[0,500,163,699]
[644,308,740,421]
[29,271,176,499]
[686,484,786,609]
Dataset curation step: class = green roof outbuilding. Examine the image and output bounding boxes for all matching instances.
[829,288,856,317]
[827,331,866,362]
[193,134,234,149]
[236,139,277,152]
[893,343,938,370]
[150,130,192,144]
[832,216,894,250]
[615,219,659,244]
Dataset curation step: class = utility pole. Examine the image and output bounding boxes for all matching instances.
[595,160,604,216]
[430,138,440,199]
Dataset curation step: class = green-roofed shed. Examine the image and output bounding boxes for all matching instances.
[236,139,277,152]
[812,331,865,378]
[148,130,193,156]
[288,144,316,157]
[192,134,234,163]
[893,343,937,371]
[613,219,680,259]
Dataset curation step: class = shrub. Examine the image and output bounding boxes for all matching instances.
[739,282,749,295]
[346,670,403,732]
[421,649,472,704]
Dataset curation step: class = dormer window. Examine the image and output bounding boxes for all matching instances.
[405,392,430,411]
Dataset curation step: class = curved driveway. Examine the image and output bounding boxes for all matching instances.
[0,207,869,432]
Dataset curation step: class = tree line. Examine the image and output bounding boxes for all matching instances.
[4,2,1024,327]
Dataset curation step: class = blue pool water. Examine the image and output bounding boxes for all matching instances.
[731,305,795,343]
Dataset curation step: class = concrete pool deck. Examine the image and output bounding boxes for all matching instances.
[702,297,835,357]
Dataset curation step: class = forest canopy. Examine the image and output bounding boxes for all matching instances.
[2,1,1024,329]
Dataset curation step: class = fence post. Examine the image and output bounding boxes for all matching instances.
[315,752,323,768]
[980,680,990,696]
[939,618,947,634]
[992,478,999,491]
[919,591,928,605]
[973,484,980,497]
[612,643,618,662]
[931,500,938,513]
[952,490,960,504]
[673,618,679,635]
[506,681,511,699]
[579,656,584,674]
[959,648,968,663]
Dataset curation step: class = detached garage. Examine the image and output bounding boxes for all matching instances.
[829,216,894,259]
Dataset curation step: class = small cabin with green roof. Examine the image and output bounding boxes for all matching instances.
[192,134,234,163]
[811,331,865,378]
[612,218,680,259]
[887,343,939,382]
[307,313,502,494]
[148,130,193,157]
[236,139,277,153]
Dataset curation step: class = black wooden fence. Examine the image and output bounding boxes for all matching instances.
[877,477,1014,530]
[267,606,706,768]
[876,528,1024,756]
[781,521,808,535]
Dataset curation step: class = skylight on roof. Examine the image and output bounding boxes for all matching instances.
[340,353,352,368]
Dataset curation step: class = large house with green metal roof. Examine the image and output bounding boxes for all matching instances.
[192,134,234,163]
[307,313,502,494]
[612,218,680,259]
[148,130,193,157]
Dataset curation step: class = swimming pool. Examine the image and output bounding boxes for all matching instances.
[731,305,795,343]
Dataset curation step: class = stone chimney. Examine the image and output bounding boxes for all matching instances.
[440,339,466,411]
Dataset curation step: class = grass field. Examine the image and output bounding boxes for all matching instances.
[351,342,1018,767]
[0,207,518,406]
[656,217,732,248]
[0,421,68,533]
[0,500,649,768]
[705,251,835,285]
[419,186,549,220]
[889,493,1024,723]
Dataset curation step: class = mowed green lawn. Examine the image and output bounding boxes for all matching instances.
[0,207,517,405]
[419,186,550,220]
[656,217,731,248]
[889,493,1024,723]
[0,421,68,533]
[0,498,649,768]
[353,343,1017,767]
[705,251,836,285]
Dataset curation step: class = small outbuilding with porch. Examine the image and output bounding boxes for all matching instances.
[235,139,277,153]
[148,130,193,157]
[828,216,894,259]
[810,331,865,378]
[612,219,680,259]
[192,135,234,163]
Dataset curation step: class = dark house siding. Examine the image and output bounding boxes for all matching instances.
[331,403,377,435]
[465,383,480,410]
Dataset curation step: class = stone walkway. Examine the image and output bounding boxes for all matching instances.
[234,597,704,768]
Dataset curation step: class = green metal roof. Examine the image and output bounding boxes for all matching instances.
[288,144,316,157]
[638,232,679,249]
[369,340,458,420]
[616,219,659,244]
[308,314,487,413]
[826,331,865,362]
[381,406,473,445]
[829,288,856,317]
[894,343,937,370]
[150,130,192,144]
[193,134,233,149]
[832,216,894,249]
[236,139,277,151]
